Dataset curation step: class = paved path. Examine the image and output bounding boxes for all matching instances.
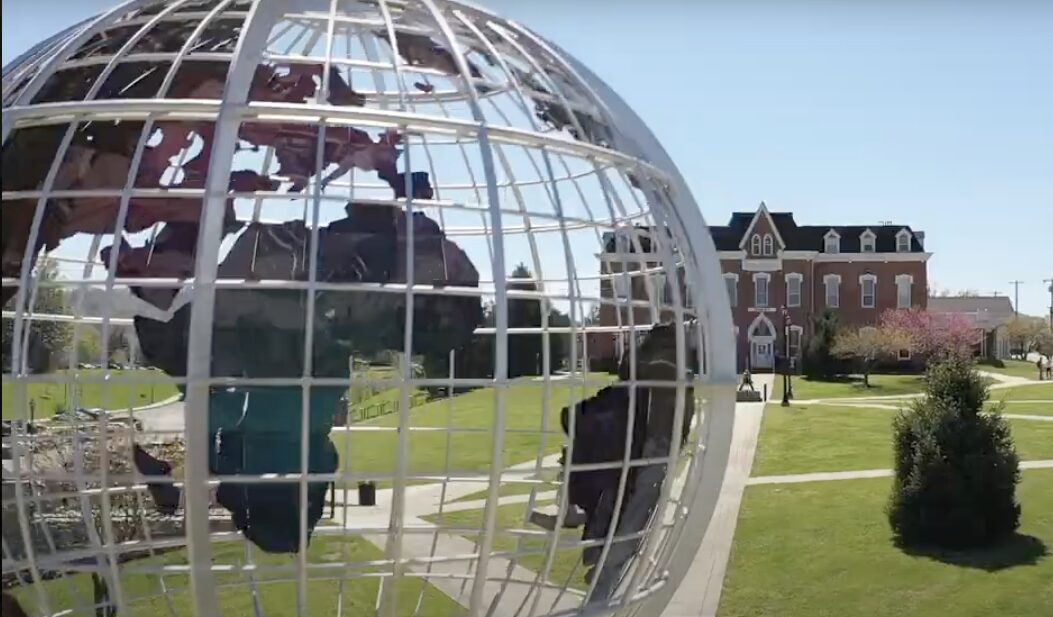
[114,398,186,436]
[1003,413,1053,422]
[977,370,1042,385]
[662,374,773,617]
[799,401,1051,422]
[749,459,1053,486]
[325,455,580,617]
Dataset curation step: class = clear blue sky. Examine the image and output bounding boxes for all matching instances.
[4,0,1050,315]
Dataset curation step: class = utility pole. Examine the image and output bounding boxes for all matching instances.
[1044,278,1053,334]
[1008,280,1024,316]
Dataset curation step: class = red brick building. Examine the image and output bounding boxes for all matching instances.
[593,202,931,371]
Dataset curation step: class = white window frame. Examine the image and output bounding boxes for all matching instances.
[860,229,876,253]
[762,234,774,256]
[613,270,631,299]
[750,234,762,255]
[895,274,913,309]
[898,348,912,361]
[680,268,692,308]
[788,325,803,358]
[896,229,912,253]
[651,271,668,305]
[824,229,841,254]
[753,272,771,308]
[860,273,877,309]
[785,273,803,308]
[724,272,739,308]
[823,273,841,308]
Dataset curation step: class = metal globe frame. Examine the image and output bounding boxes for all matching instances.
[1,1,736,616]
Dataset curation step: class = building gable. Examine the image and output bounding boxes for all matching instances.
[737,202,786,254]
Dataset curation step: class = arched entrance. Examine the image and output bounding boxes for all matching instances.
[749,314,776,369]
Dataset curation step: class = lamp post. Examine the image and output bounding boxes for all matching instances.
[781,306,792,407]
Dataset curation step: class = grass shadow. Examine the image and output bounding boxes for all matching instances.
[900,533,1048,572]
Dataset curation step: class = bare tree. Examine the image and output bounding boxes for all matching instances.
[1004,316,1044,357]
[833,326,911,387]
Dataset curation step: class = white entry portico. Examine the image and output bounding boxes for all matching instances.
[748,313,776,369]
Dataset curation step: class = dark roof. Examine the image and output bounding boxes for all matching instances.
[600,209,926,254]
[928,296,1016,329]
[709,211,926,253]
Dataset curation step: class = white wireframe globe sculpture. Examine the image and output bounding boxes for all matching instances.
[0,1,736,616]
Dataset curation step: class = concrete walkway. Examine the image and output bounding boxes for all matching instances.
[326,463,581,617]
[662,374,773,617]
[977,370,1042,385]
[749,459,1053,486]
[800,401,1051,422]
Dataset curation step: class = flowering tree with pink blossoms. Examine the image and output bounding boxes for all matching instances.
[880,308,981,361]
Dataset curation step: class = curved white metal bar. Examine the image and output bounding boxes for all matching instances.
[178,2,286,615]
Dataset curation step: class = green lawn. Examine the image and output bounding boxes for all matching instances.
[1,369,179,420]
[790,374,926,401]
[719,470,1053,617]
[9,535,464,617]
[423,500,589,592]
[978,359,1047,380]
[995,401,1053,416]
[332,380,612,488]
[753,404,1053,477]
[992,382,1053,401]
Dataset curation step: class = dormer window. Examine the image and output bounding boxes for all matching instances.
[824,229,841,254]
[860,230,876,253]
[751,234,762,255]
[896,229,912,253]
[762,234,774,256]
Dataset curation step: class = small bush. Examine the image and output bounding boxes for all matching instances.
[887,357,1020,549]
[977,357,1006,369]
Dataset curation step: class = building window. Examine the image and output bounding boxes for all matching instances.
[895,274,913,309]
[824,230,840,254]
[648,271,667,305]
[615,228,631,253]
[896,229,912,253]
[788,326,802,358]
[824,274,841,308]
[724,273,738,308]
[613,271,630,299]
[754,273,770,308]
[646,272,661,305]
[898,348,912,361]
[750,234,761,255]
[860,274,877,309]
[785,273,803,308]
[860,230,876,253]
[762,234,774,256]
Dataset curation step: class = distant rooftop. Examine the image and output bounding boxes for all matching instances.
[928,295,1016,329]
